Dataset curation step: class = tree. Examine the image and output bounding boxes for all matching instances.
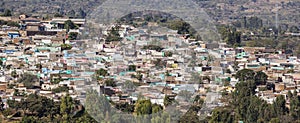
[54,13,63,17]
[104,79,116,87]
[247,16,263,29]
[96,68,108,77]
[21,116,37,123]
[152,104,163,114]
[26,94,58,118]
[135,99,152,115]
[114,102,135,113]
[142,45,164,52]
[290,91,300,120]
[0,97,4,111]
[273,95,288,117]
[11,70,17,78]
[60,94,74,122]
[167,20,194,35]
[64,20,78,32]
[164,51,173,57]
[61,44,72,51]
[52,86,69,93]
[210,108,233,123]
[84,90,112,122]
[235,69,255,82]
[164,95,175,107]
[128,65,136,71]
[218,25,241,46]
[106,26,122,42]
[246,96,263,122]
[179,110,200,123]
[68,32,78,40]
[0,59,3,66]
[255,71,268,85]
[17,73,39,89]
[2,9,12,16]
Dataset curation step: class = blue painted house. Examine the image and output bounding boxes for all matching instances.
[8,32,20,39]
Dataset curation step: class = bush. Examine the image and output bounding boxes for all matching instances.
[2,108,14,117]
[105,79,116,87]
[52,86,69,93]
[17,73,39,89]
[68,32,78,40]
[142,45,164,52]
[61,44,72,50]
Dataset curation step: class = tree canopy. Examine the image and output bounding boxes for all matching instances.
[64,20,78,32]
[106,26,122,42]
[17,73,39,89]
[2,9,12,16]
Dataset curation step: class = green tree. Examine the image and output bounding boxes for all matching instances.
[52,86,69,93]
[11,70,17,78]
[61,44,72,50]
[235,69,255,82]
[68,32,78,40]
[290,91,300,120]
[21,116,37,123]
[54,13,63,17]
[179,110,200,123]
[152,104,163,114]
[255,71,268,85]
[167,20,194,35]
[106,26,122,42]
[246,96,264,122]
[247,16,263,29]
[105,79,116,87]
[210,107,233,123]
[273,95,288,117]
[269,118,280,123]
[2,9,12,16]
[84,90,112,122]
[0,97,4,111]
[0,59,3,66]
[17,73,39,89]
[60,94,74,122]
[164,95,175,107]
[135,99,152,115]
[218,25,241,46]
[96,68,108,77]
[64,20,78,32]
[128,65,136,71]
[114,102,135,113]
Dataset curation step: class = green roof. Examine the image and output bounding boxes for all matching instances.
[126,35,135,41]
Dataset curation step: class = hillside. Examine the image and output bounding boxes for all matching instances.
[0,0,299,26]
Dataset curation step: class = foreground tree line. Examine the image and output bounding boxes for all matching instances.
[1,69,299,123]
[0,94,96,123]
[210,69,300,123]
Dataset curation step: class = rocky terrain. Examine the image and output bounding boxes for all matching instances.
[0,0,299,26]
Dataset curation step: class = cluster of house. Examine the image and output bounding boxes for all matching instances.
[0,15,299,115]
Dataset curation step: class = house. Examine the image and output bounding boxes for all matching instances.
[0,84,7,92]
[8,31,20,39]
[26,23,45,31]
